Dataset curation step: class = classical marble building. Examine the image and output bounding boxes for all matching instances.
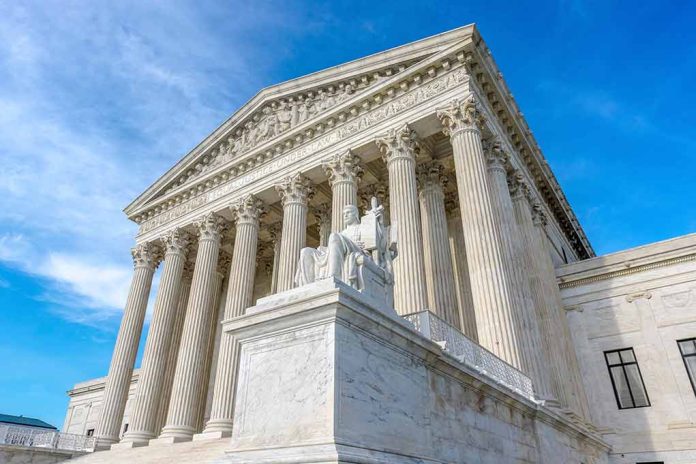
[63,24,696,464]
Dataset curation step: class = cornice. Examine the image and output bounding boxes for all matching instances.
[556,234,696,289]
[124,24,477,216]
[465,42,594,259]
[129,37,477,234]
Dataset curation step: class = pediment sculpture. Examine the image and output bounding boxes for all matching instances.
[295,198,397,307]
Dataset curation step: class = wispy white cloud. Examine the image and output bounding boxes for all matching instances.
[0,1,298,326]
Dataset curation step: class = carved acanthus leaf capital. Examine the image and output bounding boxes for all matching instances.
[231,194,267,227]
[160,228,193,257]
[275,172,315,207]
[507,169,530,201]
[483,138,508,173]
[444,190,460,214]
[531,202,548,227]
[312,203,332,226]
[416,160,448,195]
[322,150,364,187]
[194,212,228,241]
[436,96,486,137]
[375,124,421,165]
[131,242,161,270]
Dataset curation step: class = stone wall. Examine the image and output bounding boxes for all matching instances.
[559,233,696,463]
[0,444,81,464]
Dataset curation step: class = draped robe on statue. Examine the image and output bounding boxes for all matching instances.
[295,223,368,288]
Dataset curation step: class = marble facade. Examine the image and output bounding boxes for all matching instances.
[61,23,695,464]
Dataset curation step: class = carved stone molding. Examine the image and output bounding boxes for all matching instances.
[131,243,161,270]
[160,228,192,257]
[436,96,485,137]
[231,194,267,227]
[275,173,315,207]
[376,124,421,165]
[194,212,228,242]
[322,150,364,187]
[416,160,447,197]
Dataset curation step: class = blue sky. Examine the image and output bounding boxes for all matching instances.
[0,0,694,429]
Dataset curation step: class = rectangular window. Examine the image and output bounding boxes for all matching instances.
[678,338,696,395]
[604,348,650,409]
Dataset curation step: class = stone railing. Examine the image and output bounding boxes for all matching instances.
[0,424,96,453]
[403,310,535,400]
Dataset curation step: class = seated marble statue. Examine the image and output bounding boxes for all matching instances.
[295,200,395,303]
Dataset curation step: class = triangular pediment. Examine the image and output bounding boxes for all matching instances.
[124,24,478,217]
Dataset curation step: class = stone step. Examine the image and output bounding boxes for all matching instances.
[67,438,230,464]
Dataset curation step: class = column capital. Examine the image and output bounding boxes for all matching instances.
[444,190,460,214]
[275,173,314,207]
[484,138,508,173]
[231,194,266,227]
[416,160,448,196]
[160,228,193,257]
[359,182,389,211]
[376,124,420,165]
[507,169,531,202]
[322,150,363,187]
[531,202,548,227]
[268,222,282,243]
[131,243,161,270]
[194,212,228,242]
[312,202,331,225]
[436,96,486,137]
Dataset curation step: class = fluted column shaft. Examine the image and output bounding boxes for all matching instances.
[95,244,158,447]
[196,260,228,432]
[417,162,459,326]
[437,98,524,369]
[530,204,591,418]
[159,213,226,441]
[205,196,264,435]
[269,225,281,294]
[446,213,478,340]
[155,269,192,433]
[275,174,313,292]
[323,150,362,232]
[486,148,554,401]
[376,126,428,314]
[121,231,191,445]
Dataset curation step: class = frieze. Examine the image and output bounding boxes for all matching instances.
[138,66,468,236]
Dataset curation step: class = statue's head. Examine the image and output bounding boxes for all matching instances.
[343,205,359,225]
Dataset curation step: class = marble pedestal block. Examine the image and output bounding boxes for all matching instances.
[220,278,609,464]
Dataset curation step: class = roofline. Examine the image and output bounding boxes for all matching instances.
[123,24,477,215]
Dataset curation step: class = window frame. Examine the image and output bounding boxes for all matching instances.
[677,337,696,396]
[604,347,651,410]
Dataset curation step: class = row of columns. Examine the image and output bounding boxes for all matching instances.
[97,96,589,447]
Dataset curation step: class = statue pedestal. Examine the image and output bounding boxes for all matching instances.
[220,278,608,464]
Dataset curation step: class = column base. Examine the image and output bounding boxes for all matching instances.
[94,436,119,451]
[192,430,232,441]
[151,425,196,445]
[110,440,148,450]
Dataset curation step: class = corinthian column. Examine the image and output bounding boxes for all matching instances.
[155,261,193,434]
[436,97,524,369]
[417,161,459,326]
[95,243,159,448]
[485,143,553,401]
[196,252,230,432]
[376,125,428,315]
[203,195,265,437]
[120,230,192,447]
[529,200,591,418]
[275,173,313,292]
[323,150,363,232]
[157,213,227,443]
[445,193,478,341]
